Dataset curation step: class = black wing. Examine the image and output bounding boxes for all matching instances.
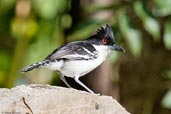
[45,41,98,61]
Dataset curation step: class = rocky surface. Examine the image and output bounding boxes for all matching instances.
[0,84,130,114]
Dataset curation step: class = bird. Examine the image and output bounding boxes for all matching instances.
[21,24,125,94]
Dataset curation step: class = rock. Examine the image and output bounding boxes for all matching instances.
[0,84,130,114]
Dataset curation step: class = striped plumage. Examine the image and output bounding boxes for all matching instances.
[21,24,125,94]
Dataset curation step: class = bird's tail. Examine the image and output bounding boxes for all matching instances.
[20,60,50,72]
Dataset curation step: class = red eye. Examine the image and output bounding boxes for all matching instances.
[102,38,107,44]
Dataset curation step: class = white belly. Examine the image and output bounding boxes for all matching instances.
[45,45,110,77]
[60,46,110,77]
[60,58,102,77]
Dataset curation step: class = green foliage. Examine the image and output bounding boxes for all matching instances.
[0,0,71,87]
[11,18,38,39]
[68,20,104,41]
[117,9,142,57]
[153,0,171,16]
[164,19,171,49]
[162,90,171,109]
[134,1,160,42]
[31,0,70,19]
[0,0,15,15]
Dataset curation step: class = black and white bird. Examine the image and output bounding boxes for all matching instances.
[21,24,125,94]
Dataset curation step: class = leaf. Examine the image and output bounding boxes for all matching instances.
[134,1,160,42]
[32,0,69,19]
[162,90,171,109]
[163,19,171,50]
[85,3,119,13]
[162,69,171,80]
[143,18,160,42]
[11,18,38,39]
[61,14,72,29]
[0,50,11,71]
[133,1,148,20]
[153,0,171,16]
[0,0,15,15]
[117,9,142,57]
[67,20,104,41]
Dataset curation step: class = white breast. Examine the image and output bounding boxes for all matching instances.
[60,45,111,77]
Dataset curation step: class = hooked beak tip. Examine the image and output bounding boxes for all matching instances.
[118,47,125,52]
[121,48,125,52]
[111,44,125,52]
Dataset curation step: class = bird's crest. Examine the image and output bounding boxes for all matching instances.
[96,26,105,36]
[96,24,114,37]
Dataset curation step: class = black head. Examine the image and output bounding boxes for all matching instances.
[88,24,125,52]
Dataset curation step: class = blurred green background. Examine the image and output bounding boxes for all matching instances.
[0,0,171,114]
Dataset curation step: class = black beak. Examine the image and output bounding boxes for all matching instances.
[110,44,125,52]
